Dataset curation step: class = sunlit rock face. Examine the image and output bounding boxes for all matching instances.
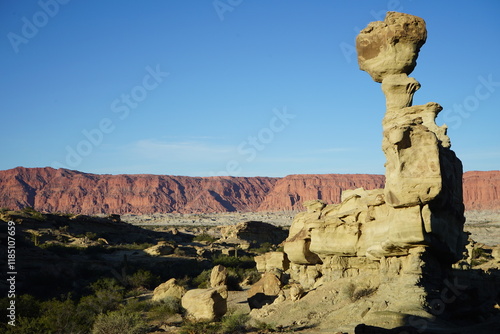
[356,11,427,83]
[284,11,465,267]
[281,14,468,326]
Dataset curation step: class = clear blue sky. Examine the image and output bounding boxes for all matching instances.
[1,0,499,177]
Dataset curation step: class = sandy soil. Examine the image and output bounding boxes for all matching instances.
[465,210,500,245]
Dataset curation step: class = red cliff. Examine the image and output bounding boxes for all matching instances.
[0,167,278,214]
[257,174,386,211]
[462,171,500,211]
[0,167,498,214]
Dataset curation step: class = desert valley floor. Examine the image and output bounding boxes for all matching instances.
[123,210,500,246]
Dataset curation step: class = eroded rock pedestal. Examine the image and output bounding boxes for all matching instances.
[280,12,479,330]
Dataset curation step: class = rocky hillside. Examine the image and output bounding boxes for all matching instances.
[0,167,498,214]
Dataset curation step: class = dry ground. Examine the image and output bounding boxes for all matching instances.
[123,210,500,246]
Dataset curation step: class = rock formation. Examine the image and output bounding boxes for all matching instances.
[152,278,186,302]
[219,221,288,249]
[463,170,500,210]
[247,271,283,309]
[274,12,499,331]
[257,174,386,211]
[0,167,497,213]
[144,241,175,256]
[181,288,227,322]
[255,251,290,273]
[210,264,229,299]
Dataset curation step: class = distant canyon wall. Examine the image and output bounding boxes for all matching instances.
[0,167,498,214]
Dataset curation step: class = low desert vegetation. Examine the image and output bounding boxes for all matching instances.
[471,247,493,266]
[0,208,285,333]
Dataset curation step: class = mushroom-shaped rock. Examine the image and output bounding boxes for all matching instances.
[356,11,427,83]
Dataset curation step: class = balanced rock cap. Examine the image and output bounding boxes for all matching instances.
[356,11,427,83]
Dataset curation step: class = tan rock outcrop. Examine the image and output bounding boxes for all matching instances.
[247,272,282,309]
[181,288,227,321]
[152,278,186,302]
[289,283,304,301]
[210,265,228,299]
[356,11,427,83]
[248,12,500,333]
[144,241,175,256]
[210,264,228,288]
[219,221,288,248]
[255,252,290,273]
[277,11,475,330]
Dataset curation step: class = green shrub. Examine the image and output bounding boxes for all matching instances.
[38,296,93,334]
[341,283,356,301]
[126,269,160,290]
[252,242,274,254]
[341,283,377,302]
[79,278,124,314]
[6,316,49,334]
[86,232,98,240]
[179,320,220,334]
[193,233,218,244]
[91,310,148,334]
[148,296,182,321]
[471,247,492,266]
[352,287,378,301]
[39,243,83,255]
[192,269,211,288]
[220,311,250,333]
[212,254,255,269]
[122,298,152,313]
[21,207,46,221]
[252,320,277,332]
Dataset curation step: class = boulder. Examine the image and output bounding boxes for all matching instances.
[210,264,228,288]
[219,220,288,247]
[181,288,227,321]
[144,241,174,256]
[152,278,186,302]
[255,252,290,272]
[356,11,427,83]
[289,283,304,301]
[247,272,282,309]
[210,265,228,299]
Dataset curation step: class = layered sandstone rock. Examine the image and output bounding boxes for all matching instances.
[0,167,497,214]
[0,167,277,214]
[463,171,500,210]
[277,12,476,330]
[255,251,290,273]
